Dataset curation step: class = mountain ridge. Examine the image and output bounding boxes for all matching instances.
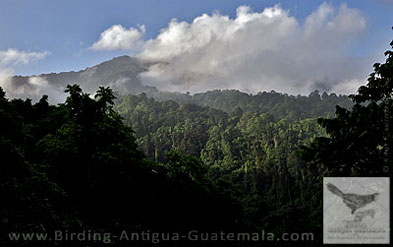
[7,55,353,116]
[11,55,156,95]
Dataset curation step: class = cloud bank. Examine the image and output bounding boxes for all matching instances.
[93,2,371,95]
[0,73,66,103]
[0,48,60,102]
[90,24,145,51]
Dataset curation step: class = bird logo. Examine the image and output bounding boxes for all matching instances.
[326,183,379,214]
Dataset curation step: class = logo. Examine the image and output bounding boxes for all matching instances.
[323,177,390,244]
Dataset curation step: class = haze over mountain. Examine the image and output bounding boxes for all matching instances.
[1,53,358,105]
[1,56,154,103]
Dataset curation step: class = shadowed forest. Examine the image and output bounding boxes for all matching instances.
[1,37,392,246]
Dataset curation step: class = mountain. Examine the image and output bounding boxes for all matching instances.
[10,55,353,117]
[12,55,159,96]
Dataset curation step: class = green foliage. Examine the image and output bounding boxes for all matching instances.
[115,90,332,242]
[0,85,243,246]
[149,88,353,121]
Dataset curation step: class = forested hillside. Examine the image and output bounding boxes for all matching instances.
[152,89,353,119]
[115,90,350,241]
[1,34,392,247]
[0,83,356,246]
[1,84,342,246]
[0,85,244,246]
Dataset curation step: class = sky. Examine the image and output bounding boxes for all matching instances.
[1,0,393,96]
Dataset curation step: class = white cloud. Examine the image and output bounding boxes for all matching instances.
[90,24,145,51]
[0,48,49,66]
[0,48,61,103]
[0,73,65,103]
[0,68,14,94]
[132,3,369,95]
[330,78,363,95]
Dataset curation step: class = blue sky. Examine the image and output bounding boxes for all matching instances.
[1,0,392,75]
[0,0,393,96]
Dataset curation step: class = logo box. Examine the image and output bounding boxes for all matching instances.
[323,177,390,244]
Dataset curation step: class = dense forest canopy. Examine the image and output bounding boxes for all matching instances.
[152,89,353,119]
[0,86,350,246]
[0,85,342,246]
[0,85,244,246]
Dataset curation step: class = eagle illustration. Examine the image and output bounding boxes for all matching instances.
[326,183,379,214]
